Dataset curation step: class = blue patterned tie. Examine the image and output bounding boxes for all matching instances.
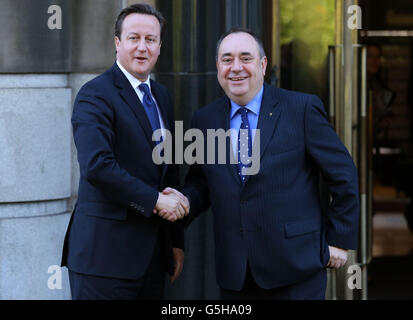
[237,107,252,184]
[139,83,162,143]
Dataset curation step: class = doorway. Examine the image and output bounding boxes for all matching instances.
[360,0,413,299]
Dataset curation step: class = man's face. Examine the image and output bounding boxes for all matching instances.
[367,46,381,75]
[115,13,161,82]
[216,32,267,106]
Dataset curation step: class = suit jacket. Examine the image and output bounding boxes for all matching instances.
[61,63,183,280]
[183,83,360,291]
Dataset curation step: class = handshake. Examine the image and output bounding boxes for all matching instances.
[153,187,190,222]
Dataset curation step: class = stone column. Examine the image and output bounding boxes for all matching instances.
[0,75,72,299]
[0,0,120,299]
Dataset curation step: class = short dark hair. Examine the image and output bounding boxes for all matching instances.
[114,3,166,41]
[367,43,382,56]
[216,27,266,60]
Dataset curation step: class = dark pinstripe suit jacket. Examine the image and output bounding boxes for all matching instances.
[183,83,360,291]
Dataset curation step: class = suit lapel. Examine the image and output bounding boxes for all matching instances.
[150,80,171,178]
[216,84,283,187]
[216,97,243,186]
[150,80,171,131]
[112,64,155,148]
[112,64,170,181]
[243,84,281,185]
[255,84,281,159]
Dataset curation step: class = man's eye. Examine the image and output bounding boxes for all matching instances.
[242,57,253,62]
[222,58,232,63]
[129,36,137,40]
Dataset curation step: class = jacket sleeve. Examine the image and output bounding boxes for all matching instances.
[72,85,159,218]
[304,95,360,250]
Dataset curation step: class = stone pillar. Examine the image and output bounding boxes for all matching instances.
[0,72,100,299]
[0,75,72,299]
[0,0,120,299]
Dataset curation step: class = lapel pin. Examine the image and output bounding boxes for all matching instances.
[269,113,273,117]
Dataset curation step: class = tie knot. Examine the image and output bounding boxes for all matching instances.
[239,107,248,115]
[139,83,151,96]
[238,107,249,119]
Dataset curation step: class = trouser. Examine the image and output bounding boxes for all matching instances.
[220,263,327,300]
[68,234,165,300]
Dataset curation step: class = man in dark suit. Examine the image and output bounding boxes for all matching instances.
[61,4,189,300]
[169,28,360,299]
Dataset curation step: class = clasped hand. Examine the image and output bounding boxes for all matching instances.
[153,187,190,222]
[327,246,348,269]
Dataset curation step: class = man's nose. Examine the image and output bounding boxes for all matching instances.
[231,58,243,71]
[137,39,146,51]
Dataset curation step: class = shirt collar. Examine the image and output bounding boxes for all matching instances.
[230,85,264,119]
[116,60,151,91]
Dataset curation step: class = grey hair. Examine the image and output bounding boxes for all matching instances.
[216,27,266,60]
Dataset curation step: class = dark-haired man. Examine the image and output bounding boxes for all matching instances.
[61,3,189,300]
[180,28,360,299]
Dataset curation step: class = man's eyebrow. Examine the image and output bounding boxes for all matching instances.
[220,52,253,58]
[126,32,158,38]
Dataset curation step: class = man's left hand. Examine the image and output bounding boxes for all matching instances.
[326,246,348,269]
[170,248,184,283]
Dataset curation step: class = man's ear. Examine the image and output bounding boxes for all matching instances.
[261,56,268,76]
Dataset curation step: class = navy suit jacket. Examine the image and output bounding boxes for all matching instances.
[184,83,360,290]
[61,63,183,280]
